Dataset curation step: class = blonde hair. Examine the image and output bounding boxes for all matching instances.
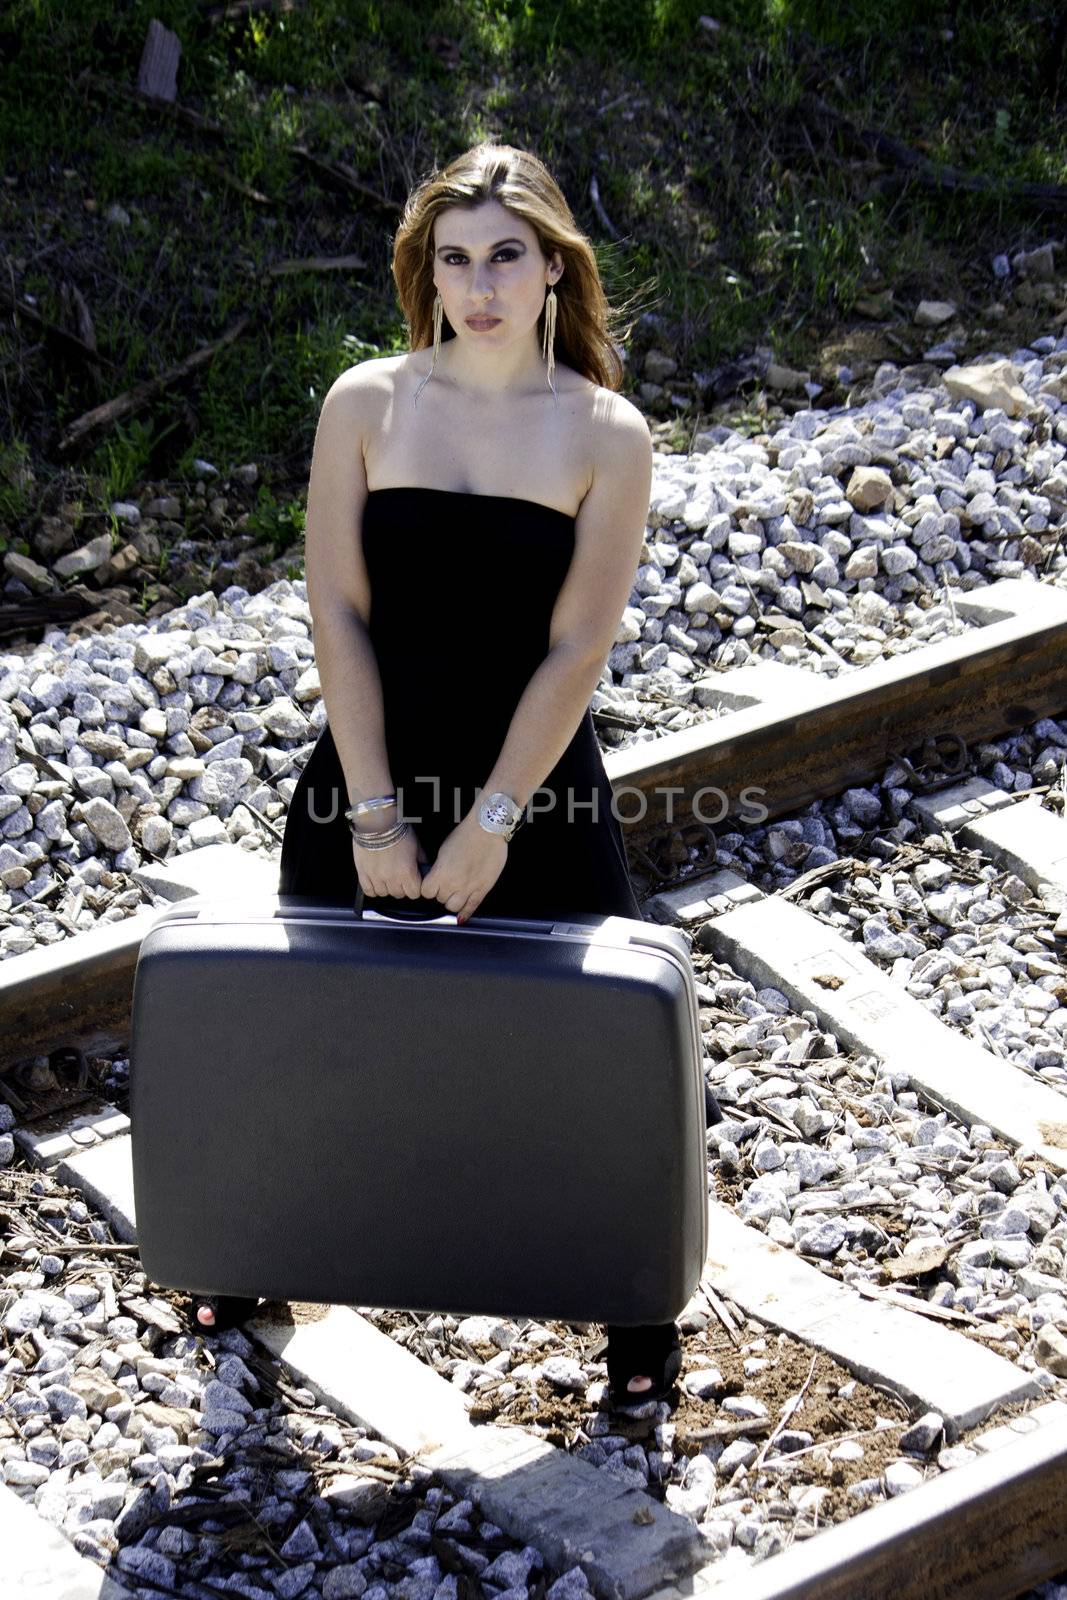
[391,142,644,392]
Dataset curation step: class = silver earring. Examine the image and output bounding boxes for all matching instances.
[413,290,444,409]
[542,282,559,410]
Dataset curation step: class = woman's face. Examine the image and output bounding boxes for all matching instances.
[430,199,562,348]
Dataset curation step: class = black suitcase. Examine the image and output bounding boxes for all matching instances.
[129,891,708,1325]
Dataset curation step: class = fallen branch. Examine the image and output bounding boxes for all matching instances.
[212,164,274,206]
[265,252,369,278]
[750,1350,819,1474]
[853,1277,986,1327]
[238,799,285,844]
[703,1281,743,1348]
[56,315,251,455]
[75,69,229,142]
[203,0,307,25]
[588,173,620,240]
[74,69,396,216]
[0,280,114,372]
[290,146,402,213]
[62,279,100,353]
[0,591,100,642]
[77,71,277,206]
[802,92,1067,214]
[679,1415,774,1448]
[31,1240,140,1254]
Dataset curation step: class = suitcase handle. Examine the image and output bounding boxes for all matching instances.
[353,862,459,925]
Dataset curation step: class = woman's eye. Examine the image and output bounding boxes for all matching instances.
[444,250,517,265]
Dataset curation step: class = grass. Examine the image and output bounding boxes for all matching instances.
[0,0,1063,570]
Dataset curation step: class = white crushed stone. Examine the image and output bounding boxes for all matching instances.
[4,339,1067,1592]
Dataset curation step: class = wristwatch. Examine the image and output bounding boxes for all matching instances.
[477,790,527,842]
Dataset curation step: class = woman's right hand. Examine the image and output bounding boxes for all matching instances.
[351,817,430,901]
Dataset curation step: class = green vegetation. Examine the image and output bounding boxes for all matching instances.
[244,481,307,561]
[0,440,34,555]
[1,0,1062,562]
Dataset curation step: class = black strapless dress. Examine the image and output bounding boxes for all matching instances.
[276,486,675,1393]
[277,486,642,924]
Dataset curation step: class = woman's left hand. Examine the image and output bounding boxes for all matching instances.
[419,813,508,922]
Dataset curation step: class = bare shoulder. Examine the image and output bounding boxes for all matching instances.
[329,354,398,408]
[322,357,399,458]
[589,386,653,480]
[593,384,651,435]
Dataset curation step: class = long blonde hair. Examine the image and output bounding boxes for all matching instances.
[391,142,644,392]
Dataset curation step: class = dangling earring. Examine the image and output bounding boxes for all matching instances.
[413,290,444,409]
[542,280,559,411]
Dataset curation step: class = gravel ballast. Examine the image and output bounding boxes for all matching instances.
[2,345,1067,957]
[3,342,1067,1593]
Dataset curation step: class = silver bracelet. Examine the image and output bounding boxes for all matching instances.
[347,794,397,817]
[350,819,410,850]
[345,796,399,838]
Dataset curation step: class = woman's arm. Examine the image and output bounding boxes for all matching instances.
[303,369,397,819]
[472,396,653,816]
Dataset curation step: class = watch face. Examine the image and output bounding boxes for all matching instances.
[479,794,524,837]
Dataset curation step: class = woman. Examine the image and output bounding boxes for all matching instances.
[190,141,697,1407]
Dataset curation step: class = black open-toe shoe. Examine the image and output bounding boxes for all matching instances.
[605,1322,683,1407]
[189,1294,260,1333]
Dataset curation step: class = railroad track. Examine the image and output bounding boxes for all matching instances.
[2,574,1064,1074]
[2,573,1067,1600]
